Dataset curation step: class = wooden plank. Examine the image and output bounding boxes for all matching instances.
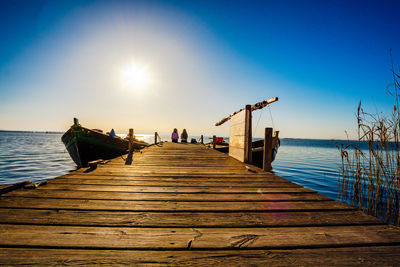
[0,197,353,211]
[93,169,259,172]
[0,182,30,195]
[4,190,328,201]
[45,178,300,187]
[52,174,286,180]
[1,224,400,249]
[57,174,288,182]
[2,247,399,266]
[72,171,265,176]
[35,185,314,193]
[86,165,253,169]
[0,209,382,227]
[73,170,271,175]
[81,164,255,169]
[33,184,305,192]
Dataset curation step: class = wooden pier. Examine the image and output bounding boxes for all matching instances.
[1,142,400,265]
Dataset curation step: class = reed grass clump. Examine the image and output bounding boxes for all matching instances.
[338,67,400,225]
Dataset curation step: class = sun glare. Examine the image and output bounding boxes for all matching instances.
[122,64,150,90]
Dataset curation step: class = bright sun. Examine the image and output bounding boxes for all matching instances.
[122,64,150,90]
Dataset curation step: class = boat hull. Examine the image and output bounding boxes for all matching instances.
[214,138,279,168]
[251,148,278,168]
[62,126,146,168]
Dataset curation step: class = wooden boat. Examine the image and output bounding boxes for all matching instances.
[62,118,148,168]
[214,137,229,153]
[214,132,280,168]
[251,131,280,168]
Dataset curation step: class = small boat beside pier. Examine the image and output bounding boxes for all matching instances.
[61,118,148,168]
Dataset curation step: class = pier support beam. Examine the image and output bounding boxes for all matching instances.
[212,135,216,149]
[200,135,204,144]
[154,132,158,145]
[263,127,273,172]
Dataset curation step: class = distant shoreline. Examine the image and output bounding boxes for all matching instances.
[0,130,63,134]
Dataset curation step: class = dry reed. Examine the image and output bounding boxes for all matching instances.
[338,64,400,225]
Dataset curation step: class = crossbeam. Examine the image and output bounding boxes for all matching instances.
[215,97,278,126]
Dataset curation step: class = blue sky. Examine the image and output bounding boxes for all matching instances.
[0,0,399,139]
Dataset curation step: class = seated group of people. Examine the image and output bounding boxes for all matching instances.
[171,128,188,143]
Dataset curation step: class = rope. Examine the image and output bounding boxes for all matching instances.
[268,105,275,130]
[155,133,163,146]
[254,108,264,134]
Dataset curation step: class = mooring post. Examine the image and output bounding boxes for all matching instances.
[213,135,216,149]
[244,104,252,163]
[128,128,134,154]
[263,127,273,171]
[200,135,204,144]
[154,132,158,145]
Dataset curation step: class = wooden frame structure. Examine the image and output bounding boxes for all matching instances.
[228,105,253,163]
[215,97,278,167]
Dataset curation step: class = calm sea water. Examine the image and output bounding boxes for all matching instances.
[0,131,343,201]
[0,131,77,184]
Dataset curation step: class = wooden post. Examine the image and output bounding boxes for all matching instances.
[154,132,158,145]
[212,135,216,149]
[263,127,273,171]
[200,135,204,144]
[244,105,252,163]
[128,128,134,153]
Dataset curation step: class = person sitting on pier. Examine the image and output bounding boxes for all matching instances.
[171,128,179,143]
[181,129,188,143]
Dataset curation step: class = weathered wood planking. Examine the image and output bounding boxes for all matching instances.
[228,107,251,162]
[5,190,330,201]
[56,174,291,181]
[2,247,400,266]
[2,224,400,249]
[45,178,301,187]
[35,185,308,192]
[0,142,400,265]
[0,197,352,211]
[0,209,382,227]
